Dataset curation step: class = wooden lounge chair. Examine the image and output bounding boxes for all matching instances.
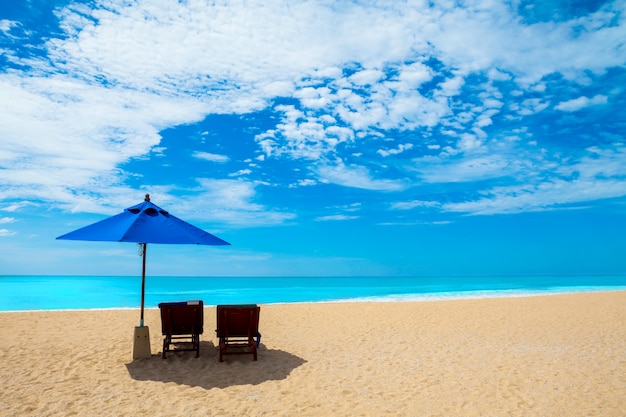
[216,304,261,362]
[158,300,204,359]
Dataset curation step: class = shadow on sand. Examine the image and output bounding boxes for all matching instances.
[125,341,306,390]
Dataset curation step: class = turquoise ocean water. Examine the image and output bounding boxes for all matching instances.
[1,275,625,311]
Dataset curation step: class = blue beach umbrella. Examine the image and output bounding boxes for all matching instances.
[57,194,230,327]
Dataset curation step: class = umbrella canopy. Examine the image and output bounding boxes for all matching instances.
[57,194,230,326]
[57,196,229,245]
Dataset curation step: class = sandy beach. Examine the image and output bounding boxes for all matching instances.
[0,291,624,416]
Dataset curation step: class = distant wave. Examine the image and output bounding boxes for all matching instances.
[1,275,624,311]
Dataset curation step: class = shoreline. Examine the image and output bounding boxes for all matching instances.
[1,291,625,416]
[1,286,625,313]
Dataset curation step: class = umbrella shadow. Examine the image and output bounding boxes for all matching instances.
[125,341,307,390]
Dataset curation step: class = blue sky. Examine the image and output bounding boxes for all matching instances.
[1,0,625,277]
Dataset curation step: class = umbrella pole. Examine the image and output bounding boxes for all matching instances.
[140,243,147,327]
[133,242,151,359]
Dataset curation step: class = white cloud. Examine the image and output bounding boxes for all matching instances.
[349,69,384,86]
[0,71,208,206]
[429,1,626,84]
[437,75,465,97]
[315,214,359,222]
[292,179,317,188]
[442,178,626,215]
[194,179,263,211]
[317,162,406,191]
[1,202,38,212]
[0,19,18,33]
[181,178,296,226]
[0,217,16,224]
[555,95,609,112]
[193,152,230,163]
[516,98,550,116]
[377,143,414,157]
[229,169,252,177]
[442,145,626,215]
[255,104,355,160]
[457,133,484,152]
[0,229,16,237]
[396,62,433,88]
[0,0,624,220]
[390,200,441,210]
[413,154,515,183]
[487,68,512,82]
[559,145,626,180]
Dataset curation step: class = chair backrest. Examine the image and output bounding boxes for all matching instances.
[216,304,260,338]
[159,300,204,335]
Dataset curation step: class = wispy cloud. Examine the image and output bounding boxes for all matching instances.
[555,95,609,112]
[182,178,296,226]
[0,229,17,237]
[317,161,406,191]
[0,19,19,33]
[411,154,521,184]
[1,202,38,213]
[442,178,626,215]
[390,200,441,211]
[442,145,626,215]
[377,144,414,157]
[192,152,230,163]
[315,214,360,222]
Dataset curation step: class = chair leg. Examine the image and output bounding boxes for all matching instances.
[162,336,169,359]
